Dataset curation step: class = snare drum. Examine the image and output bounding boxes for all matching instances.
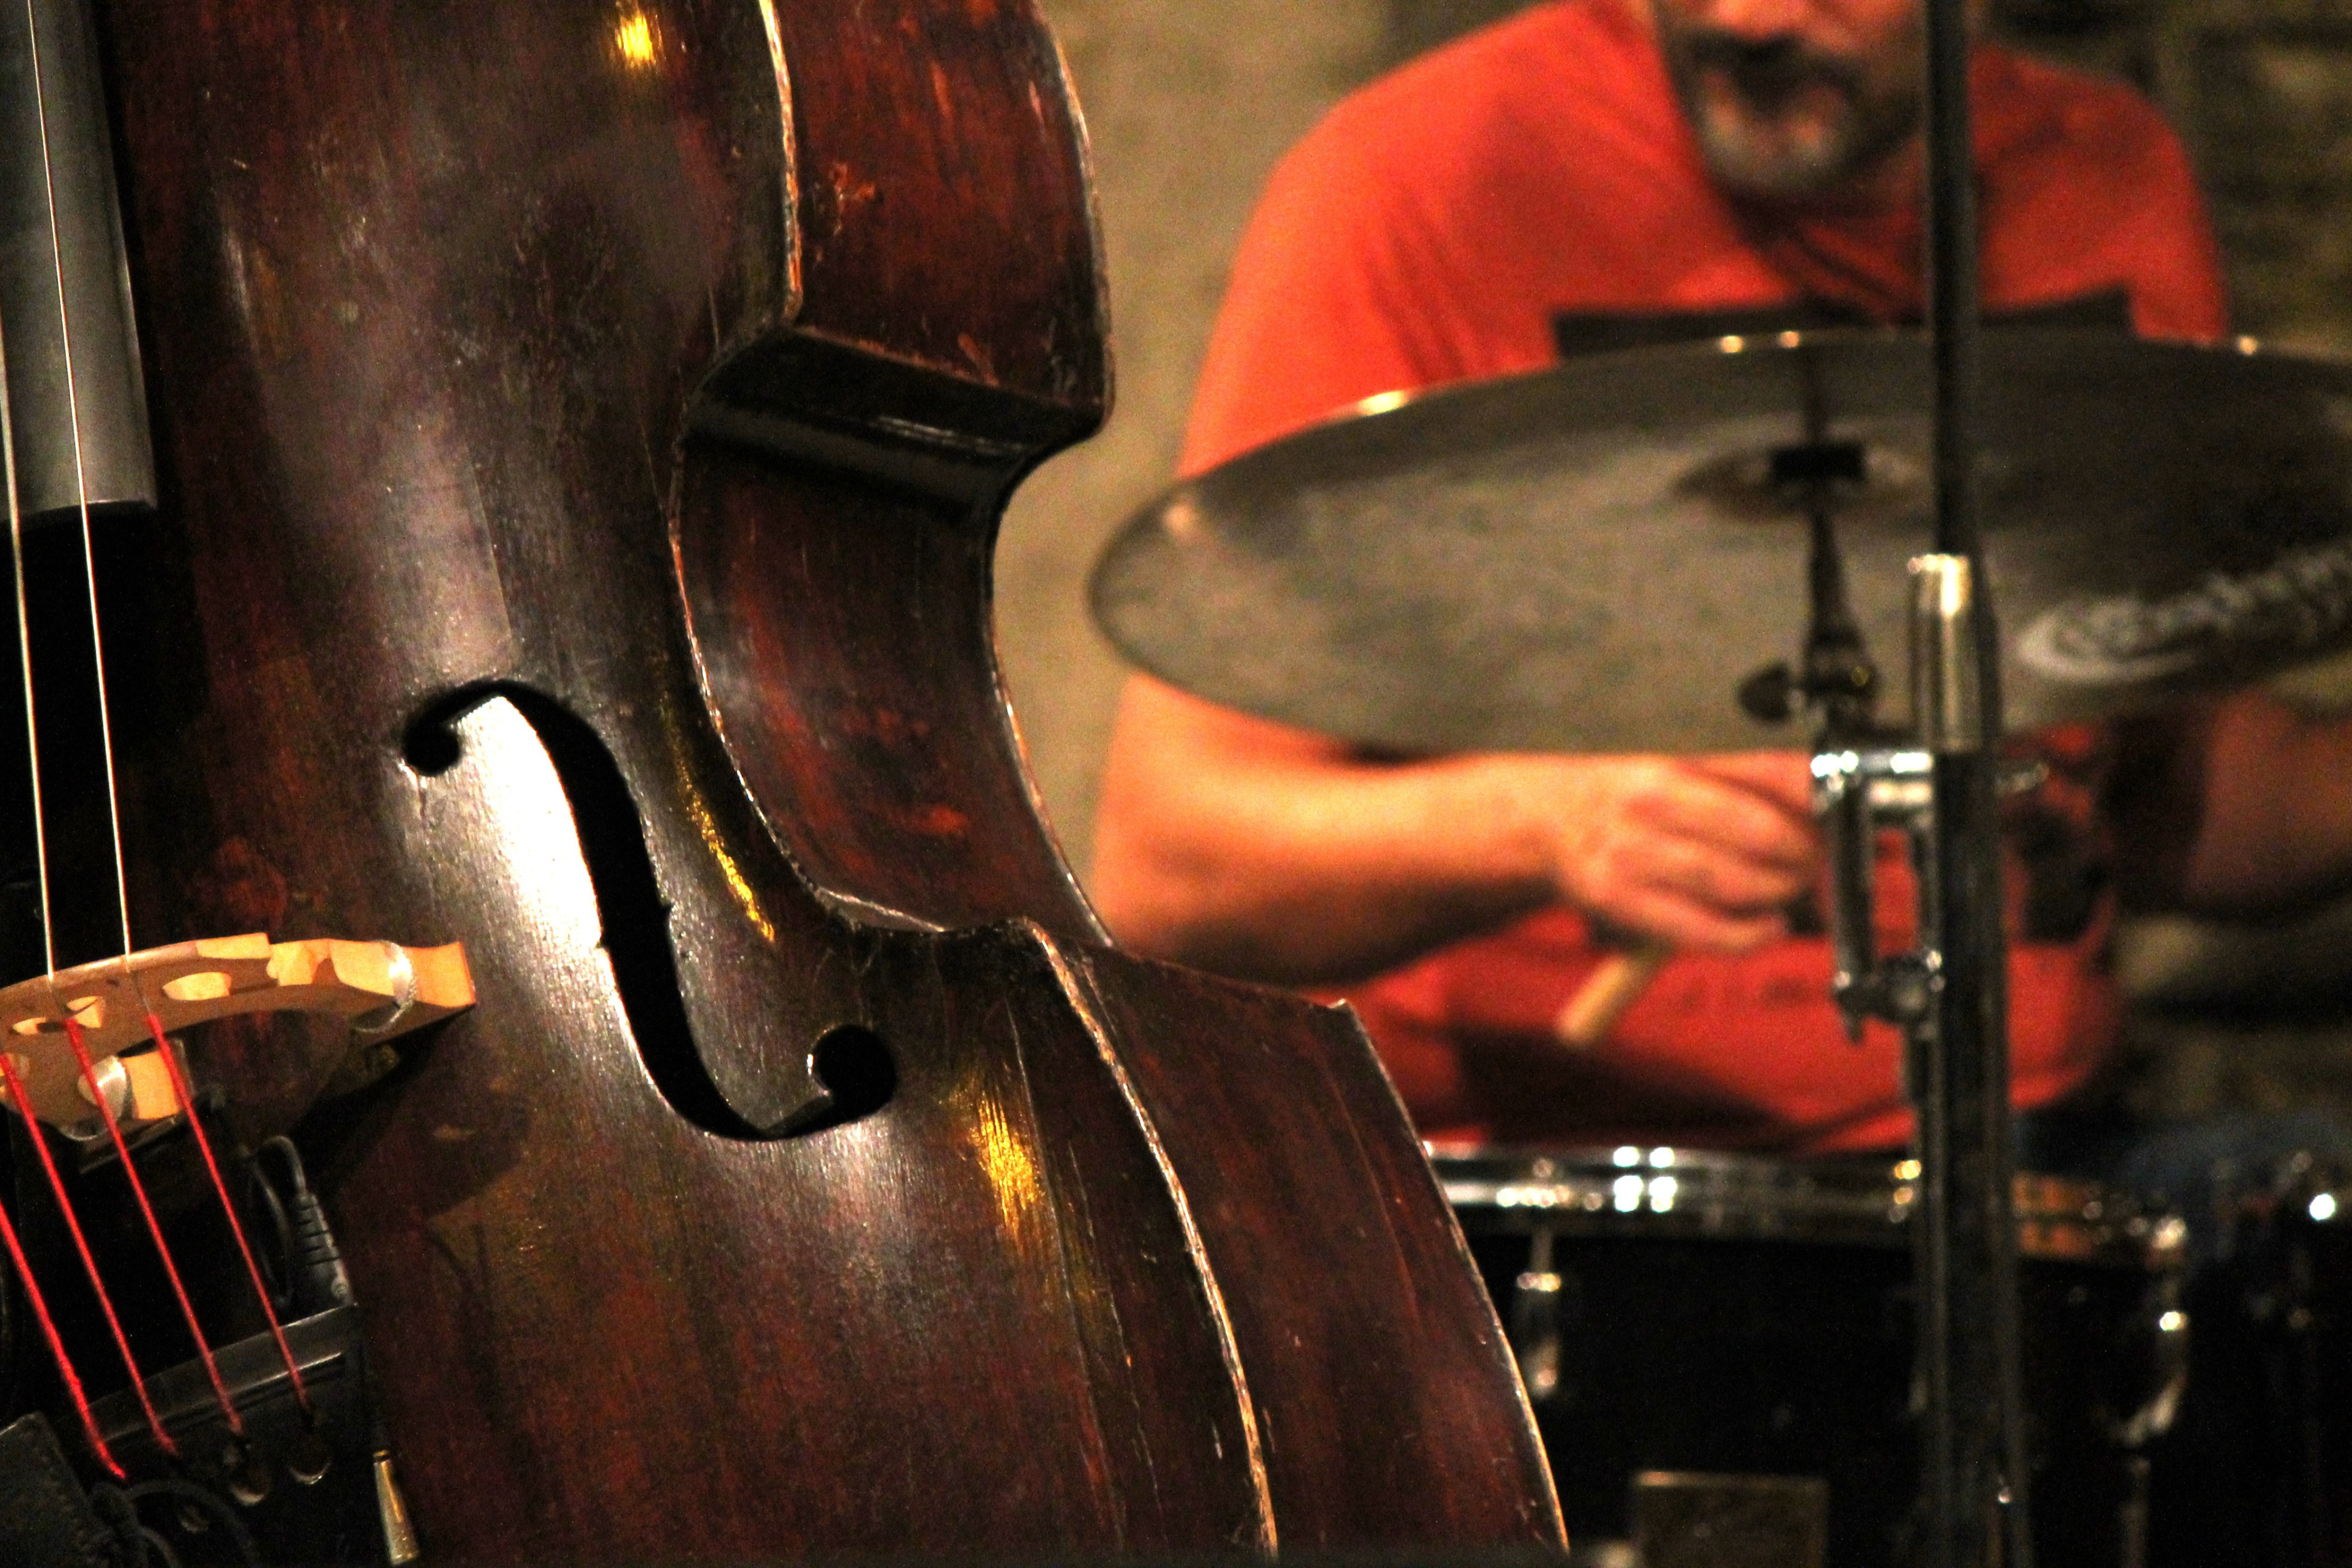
[1435,1145,2186,1568]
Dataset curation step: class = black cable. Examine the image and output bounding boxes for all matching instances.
[88,1485,159,1568]
[121,1476,264,1568]
[253,1136,346,1316]
[243,1154,295,1314]
[254,1136,306,1197]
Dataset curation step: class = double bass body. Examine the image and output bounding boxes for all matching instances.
[0,0,1568,1556]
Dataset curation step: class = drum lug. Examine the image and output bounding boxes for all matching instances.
[2117,1278,2190,1451]
[1508,1229,1565,1403]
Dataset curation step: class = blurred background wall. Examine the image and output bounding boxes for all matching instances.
[995,0,2352,1126]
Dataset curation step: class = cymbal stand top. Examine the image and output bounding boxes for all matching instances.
[1735,353,1889,744]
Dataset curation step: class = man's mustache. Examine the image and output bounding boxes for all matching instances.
[1671,31,1869,110]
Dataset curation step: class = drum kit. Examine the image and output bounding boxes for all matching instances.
[1090,325,2352,1567]
[1436,1142,2352,1568]
[1086,0,2352,1555]
[1087,226,2352,1568]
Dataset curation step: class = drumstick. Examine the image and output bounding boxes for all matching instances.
[1553,941,1671,1050]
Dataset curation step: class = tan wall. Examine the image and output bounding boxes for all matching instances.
[995,1,1395,882]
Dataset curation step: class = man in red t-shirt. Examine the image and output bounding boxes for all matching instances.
[1090,0,2352,1153]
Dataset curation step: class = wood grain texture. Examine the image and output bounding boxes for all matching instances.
[66,0,1563,1557]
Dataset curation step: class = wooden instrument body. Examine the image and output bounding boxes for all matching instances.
[44,0,1566,1556]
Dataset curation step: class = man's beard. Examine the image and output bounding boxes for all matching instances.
[1658,24,1923,199]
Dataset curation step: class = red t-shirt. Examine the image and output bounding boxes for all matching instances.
[1176,0,2229,1152]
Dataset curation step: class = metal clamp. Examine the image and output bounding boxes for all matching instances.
[1909,554,1983,755]
[1812,748,1940,1038]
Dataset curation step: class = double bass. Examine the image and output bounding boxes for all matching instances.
[0,0,1563,1560]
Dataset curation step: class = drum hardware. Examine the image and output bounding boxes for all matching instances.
[1633,1471,1831,1568]
[1438,1148,2181,1257]
[1803,558,1976,1044]
[2116,1272,2190,1453]
[1441,1146,2186,1568]
[1811,741,2049,1042]
[1738,300,2017,1561]
[1814,745,1936,1039]
[1565,375,1906,1055]
[2143,1155,2352,1567]
[1552,738,2051,1053]
[1512,1228,1566,1402]
[1556,746,2047,1052]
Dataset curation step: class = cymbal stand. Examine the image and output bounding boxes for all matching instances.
[1915,0,2034,1551]
[1785,549,2027,1568]
[1750,322,2028,1568]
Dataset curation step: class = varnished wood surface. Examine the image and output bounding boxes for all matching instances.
[1065,949,1563,1547]
[68,0,1565,1557]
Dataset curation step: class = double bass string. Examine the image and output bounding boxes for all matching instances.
[21,0,131,964]
[9,0,297,1445]
[0,1081,122,1475]
[0,242,138,1473]
[1,244,54,978]
[1,1042,175,1458]
[0,25,158,1463]
[59,1008,246,1434]
[0,0,196,1453]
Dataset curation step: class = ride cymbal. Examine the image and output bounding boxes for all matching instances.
[1093,329,2352,754]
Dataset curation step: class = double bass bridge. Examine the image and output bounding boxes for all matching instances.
[0,934,473,1135]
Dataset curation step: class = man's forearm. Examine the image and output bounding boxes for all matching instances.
[1092,741,1564,985]
[1091,679,1820,984]
[2178,693,2352,912]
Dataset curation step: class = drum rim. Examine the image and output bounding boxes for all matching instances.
[1427,1142,2186,1269]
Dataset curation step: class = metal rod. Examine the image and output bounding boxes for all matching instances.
[1917,0,2027,1560]
[1925,0,1979,564]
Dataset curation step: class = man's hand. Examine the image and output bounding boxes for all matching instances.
[1535,753,1820,953]
[1093,676,1823,985]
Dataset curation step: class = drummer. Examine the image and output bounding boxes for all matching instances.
[1090,0,2352,1161]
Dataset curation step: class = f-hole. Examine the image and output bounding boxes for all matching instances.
[402,686,890,1141]
[799,1026,896,1136]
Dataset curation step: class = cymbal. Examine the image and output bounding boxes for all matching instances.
[1091,329,2352,755]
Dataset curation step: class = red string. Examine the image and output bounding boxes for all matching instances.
[0,1049,176,1457]
[61,1017,243,1436]
[0,1131,125,1479]
[143,1011,309,1412]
